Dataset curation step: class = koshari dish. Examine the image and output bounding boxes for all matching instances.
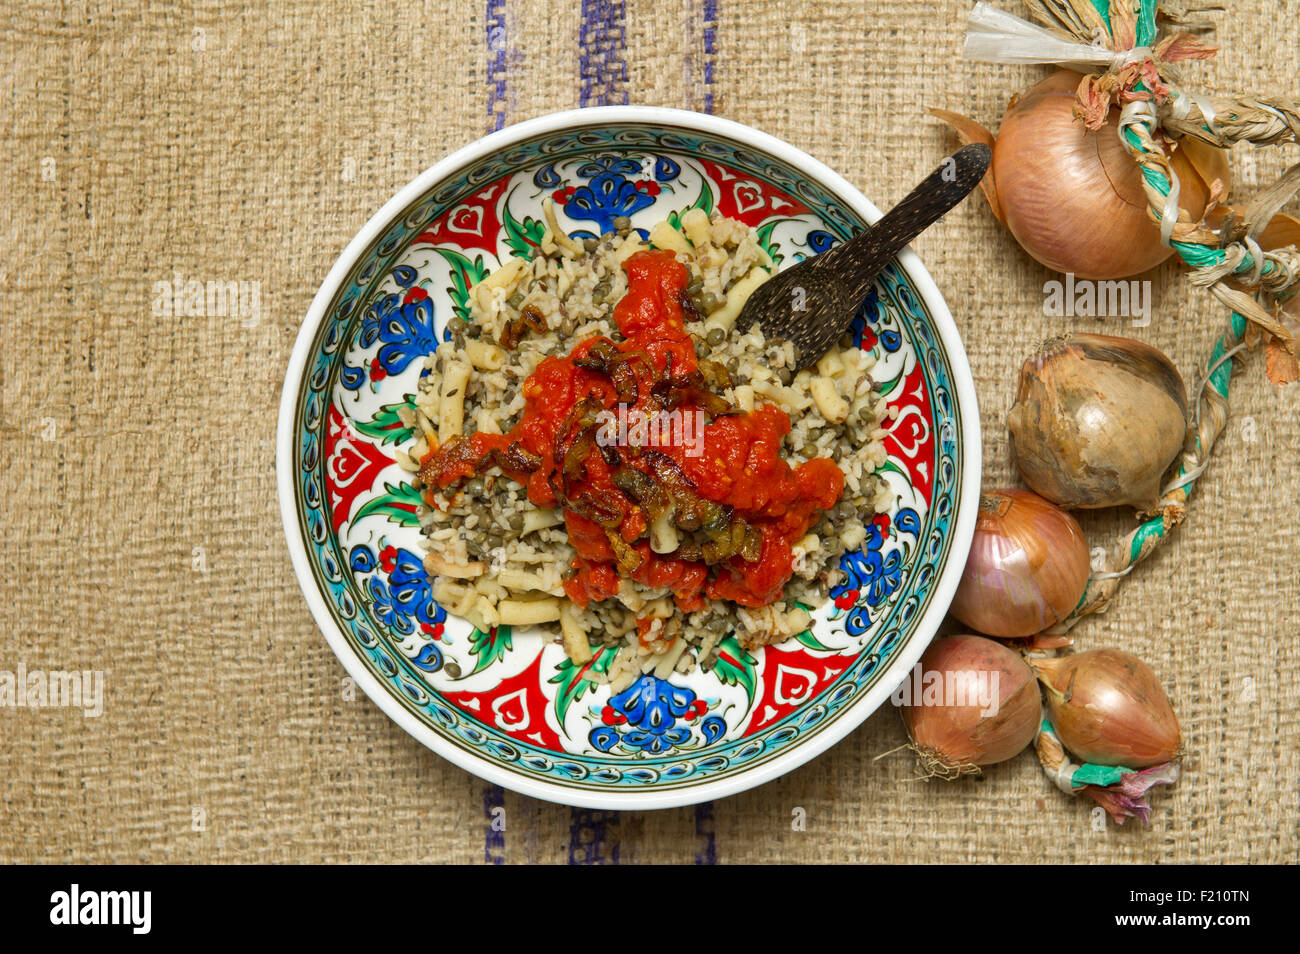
[419,249,844,607]
[400,206,891,692]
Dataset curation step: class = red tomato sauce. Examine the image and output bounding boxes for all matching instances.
[420,248,845,611]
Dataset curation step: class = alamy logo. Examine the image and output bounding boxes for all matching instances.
[890,663,1001,717]
[49,884,151,934]
[151,271,261,327]
[0,664,104,718]
[1043,273,1151,327]
[594,406,705,457]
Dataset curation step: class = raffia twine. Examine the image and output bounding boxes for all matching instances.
[962,0,1299,627]
[960,0,1298,812]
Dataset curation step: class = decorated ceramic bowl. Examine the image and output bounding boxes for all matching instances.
[277,106,981,809]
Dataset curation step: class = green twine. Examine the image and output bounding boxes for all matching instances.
[1135,0,1158,50]
[1111,0,1247,547]
[1072,763,1132,787]
[1040,719,1134,788]
[1127,0,1280,282]
[1059,0,1254,597]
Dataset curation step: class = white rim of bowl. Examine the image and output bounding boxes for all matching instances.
[276,105,982,810]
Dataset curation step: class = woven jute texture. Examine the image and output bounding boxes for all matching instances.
[2,0,1297,864]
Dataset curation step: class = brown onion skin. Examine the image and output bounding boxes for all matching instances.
[1032,649,1181,769]
[949,489,1090,638]
[1008,334,1188,511]
[901,635,1042,774]
[993,71,1219,280]
[1269,296,1300,384]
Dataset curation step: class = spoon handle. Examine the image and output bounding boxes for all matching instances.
[816,143,991,303]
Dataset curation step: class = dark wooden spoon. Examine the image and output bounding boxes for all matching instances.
[734,143,991,370]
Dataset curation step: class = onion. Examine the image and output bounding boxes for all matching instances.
[933,70,1230,279]
[1008,334,1188,510]
[950,489,1090,638]
[898,634,1042,778]
[1030,649,1181,769]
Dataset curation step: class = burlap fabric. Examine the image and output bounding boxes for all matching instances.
[1,0,1296,864]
